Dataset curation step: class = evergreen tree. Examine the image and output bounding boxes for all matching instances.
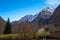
[4,18,11,34]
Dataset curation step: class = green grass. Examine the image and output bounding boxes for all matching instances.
[0,32,50,38]
[0,34,21,38]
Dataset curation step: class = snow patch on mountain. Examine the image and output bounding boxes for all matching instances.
[40,7,55,19]
[28,13,39,22]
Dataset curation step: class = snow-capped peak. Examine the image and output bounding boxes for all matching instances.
[43,7,55,13]
[39,7,55,19]
[29,7,55,22]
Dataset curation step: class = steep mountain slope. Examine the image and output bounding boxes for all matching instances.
[43,5,60,38]
[32,7,54,26]
[0,17,6,34]
[49,5,60,24]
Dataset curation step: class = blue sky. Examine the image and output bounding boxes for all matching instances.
[0,0,60,22]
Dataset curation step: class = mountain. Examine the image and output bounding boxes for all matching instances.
[11,21,18,26]
[11,7,55,34]
[12,7,54,25]
[43,5,60,38]
[37,5,60,37]
[18,15,33,23]
[0,17,6,34]
[49,5,60,24]
[32,7,55,26]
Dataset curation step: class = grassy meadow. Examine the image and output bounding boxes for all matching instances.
[0,32,50,39]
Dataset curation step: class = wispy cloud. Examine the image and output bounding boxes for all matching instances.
[46,0,60,6]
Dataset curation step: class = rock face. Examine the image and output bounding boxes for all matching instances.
[45,5,60,38]
[49,5,60,24]
[48,5,60,32]
[0,17,6,34]
[32,7,54,26]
